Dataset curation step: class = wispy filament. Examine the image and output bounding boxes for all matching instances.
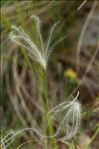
[10,15,66,70]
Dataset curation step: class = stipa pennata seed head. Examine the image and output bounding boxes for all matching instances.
[48,92,82,140]
[0,131,15,149]
[10,15,67,70]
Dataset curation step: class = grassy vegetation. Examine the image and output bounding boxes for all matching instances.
[1,1,99,149]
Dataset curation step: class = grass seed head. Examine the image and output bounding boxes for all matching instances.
[10,15,66,70]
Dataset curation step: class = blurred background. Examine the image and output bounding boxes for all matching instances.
[1,0,99,149]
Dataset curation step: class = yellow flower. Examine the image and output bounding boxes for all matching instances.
[64,68,78,79]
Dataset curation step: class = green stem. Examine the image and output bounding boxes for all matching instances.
[41,69,58,149]
[86,125,99,149]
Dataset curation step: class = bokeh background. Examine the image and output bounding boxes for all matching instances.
[1,0,99,149]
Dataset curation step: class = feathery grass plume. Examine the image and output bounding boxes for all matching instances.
[48,92,81,140]
[9,15,66,70]
[0,128,44,149]
[0,131,15,149]
[0,93,81,147]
